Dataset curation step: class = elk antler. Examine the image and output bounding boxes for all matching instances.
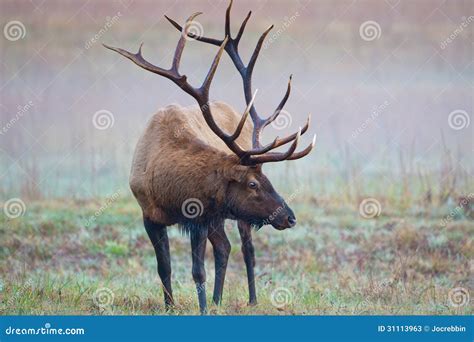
[104,13,259,161]
[165,0,316,164]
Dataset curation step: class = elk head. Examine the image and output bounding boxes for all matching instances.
[104,2,315,230]
[219,163,296,230]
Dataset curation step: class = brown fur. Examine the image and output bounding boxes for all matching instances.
[130,101,253,225]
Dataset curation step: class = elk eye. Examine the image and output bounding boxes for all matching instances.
[248,181,258,189]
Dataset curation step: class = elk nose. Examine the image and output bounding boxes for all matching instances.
[287,215,297,227]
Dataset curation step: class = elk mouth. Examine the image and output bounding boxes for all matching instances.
[247,214,297,231]
[272,218,297,230]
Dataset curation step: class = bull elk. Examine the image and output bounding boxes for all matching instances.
[104,0,315,313]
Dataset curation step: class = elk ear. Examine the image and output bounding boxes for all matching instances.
[225,165,248,182]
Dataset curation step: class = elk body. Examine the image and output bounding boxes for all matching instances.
[105,1,315,313]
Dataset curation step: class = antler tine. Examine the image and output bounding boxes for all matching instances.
[286,134,317,161]
[246,25,273,86]
[252,132,316,164]
[225,0,233,36]
[270,114,311,149]
[102,43,172,78]
[248,127,302,164]
[103,13,208,98]
[196,37,249,157]
[172,12,202,72]
[245,136,279,155]
[229,89,258,141]
[164,15,223,46]
[235,10,252,46]
[166,0,251,49]
[262,75,292,129]
[201,36,229,96]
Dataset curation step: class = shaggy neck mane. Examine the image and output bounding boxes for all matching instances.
[177,141,245,233]
[178,136,246,218]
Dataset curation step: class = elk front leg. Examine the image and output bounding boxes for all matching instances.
[208,220,231,305]
[143,217,173,308]
[238,220,257,305]
[190,227,208,314]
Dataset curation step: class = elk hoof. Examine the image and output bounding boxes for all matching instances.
[248,300,257,306]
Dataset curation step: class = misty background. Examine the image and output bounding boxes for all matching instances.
[1,0,472,199]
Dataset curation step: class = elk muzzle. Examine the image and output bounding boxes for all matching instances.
[269,201,297,230]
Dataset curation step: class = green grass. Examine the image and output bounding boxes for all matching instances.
[0,195,472,315]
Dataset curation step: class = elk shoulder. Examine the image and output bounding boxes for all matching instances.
[129,101,253,224]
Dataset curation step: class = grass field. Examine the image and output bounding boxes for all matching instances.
[1,188,472,315]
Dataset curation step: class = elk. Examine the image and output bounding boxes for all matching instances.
[104,0,315,314]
